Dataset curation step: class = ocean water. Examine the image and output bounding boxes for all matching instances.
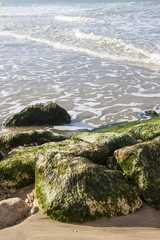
[0,0,160,133]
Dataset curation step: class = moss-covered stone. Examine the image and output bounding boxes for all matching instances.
[36,139,110,166]
[72,117,160,148]
[0,148,36,191]
[72,132,137,156]
[114,136,160,209]
[144,110,158,117]
[35,152,142,223]
[4,102,71,126]
[0,137,110,192]
[0,130,66,154]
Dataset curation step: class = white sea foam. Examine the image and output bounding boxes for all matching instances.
[55,15,95,23]
[1,30,160,69]
[74,30,160,67]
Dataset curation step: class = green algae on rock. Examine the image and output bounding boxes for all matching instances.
[114,136,160,209]
[4,102,71,126]
[0,148,37,191]
[35,152,142,223]
[0,137,109,192]
[0,130,66,155]
[72,117,160,147]
[35,139,110,166]
[144,110,158,117]
[72,131,138,157]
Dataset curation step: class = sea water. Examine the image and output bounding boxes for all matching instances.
[0,0,160,133]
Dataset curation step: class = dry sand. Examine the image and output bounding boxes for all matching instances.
[0,187,160,240]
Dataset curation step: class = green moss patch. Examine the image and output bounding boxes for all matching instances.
[114,136,160,209]
[35,152,142,223]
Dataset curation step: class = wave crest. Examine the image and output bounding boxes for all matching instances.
[55,15,95,23]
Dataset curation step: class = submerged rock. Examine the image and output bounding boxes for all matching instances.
[4,102,71,126]
[144,110,158,117]
[0,197,28,229]
[35,152,142,223]
[114,136,160,209]
[0,130,66,154]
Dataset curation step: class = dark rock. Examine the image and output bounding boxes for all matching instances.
[0,130,66,154]
[114,136,160,209]
[0,151,5,161]
[144,110,158,117]
[35,152,142,223]
[4,102,71,126]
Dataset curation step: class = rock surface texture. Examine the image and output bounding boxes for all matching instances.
[0,198,28,229]
[4,102,71,126]
[35,152,142,222]
[0,130,66,155]
[114,136,160,209]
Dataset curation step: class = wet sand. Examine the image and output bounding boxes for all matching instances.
[0,187,160,240]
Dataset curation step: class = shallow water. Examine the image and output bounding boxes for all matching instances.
[0,0,160,134]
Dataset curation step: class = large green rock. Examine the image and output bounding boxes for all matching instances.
[72,118,160,154]
[35,152,142,223]
[4,102,71,126]
[114,136,160,209]
[0,130,66,155]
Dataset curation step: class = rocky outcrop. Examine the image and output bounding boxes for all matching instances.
[0,198,28,229]
[114,136,160,209]
[4,102,71,126]
[0,130,66,155]
[2,117,160,224]
[35,152,142,223]
[0,138,110,193]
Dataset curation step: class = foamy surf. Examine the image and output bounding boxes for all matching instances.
[1,30,160,69]
[55,15,95,23]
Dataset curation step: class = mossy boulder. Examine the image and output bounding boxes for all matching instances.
[0,130,66,155]
[73,118,160,149]
[114,136,160,209]
[144,110,158,117]
[34,139,110,166]
[4,102,71,126]
[35,152,142,223]
[0,148,37,191]
[0,137,110,192]
[72,132,138,157]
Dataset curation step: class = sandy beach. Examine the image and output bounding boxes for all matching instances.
[1,187,160,240]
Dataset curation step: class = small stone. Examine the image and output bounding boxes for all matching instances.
[30,206,39,214]
[0,197,28,229]
[144,110,158,117]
